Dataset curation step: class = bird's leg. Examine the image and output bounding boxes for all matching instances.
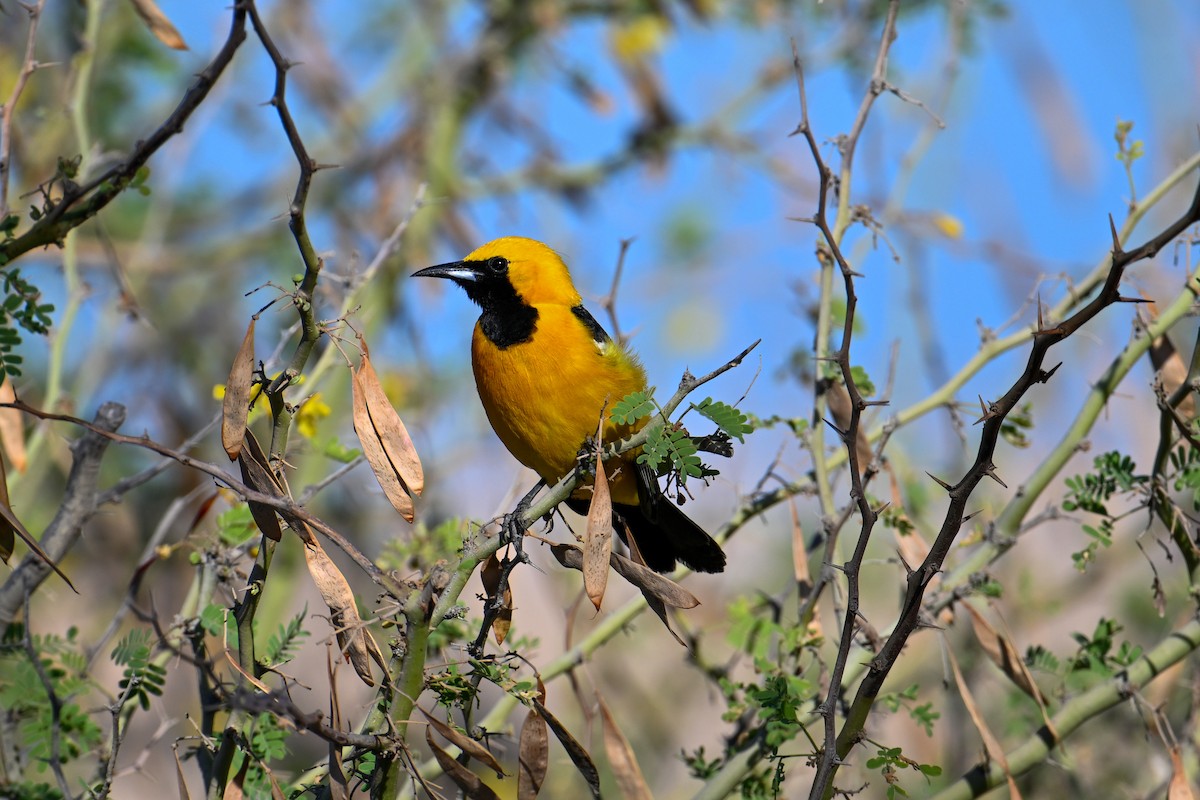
[501,479,546,563]
[468,480,547,659]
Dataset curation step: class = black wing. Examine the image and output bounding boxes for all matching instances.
[571,304,611,346]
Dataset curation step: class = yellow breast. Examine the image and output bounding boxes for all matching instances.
[471,304,646,505]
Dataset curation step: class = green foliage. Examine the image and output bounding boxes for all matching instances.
[0,781,65,800]
[0,268,55,377]
[129,165,153,197]
[112,629,167,712]
[1071,519,1113,573]
[378,518,469,576]
[1168,442,1200,510]
[879,505,916,537]
[716,597,821,790]
[879,684,941,736]
[217,715,288,799]
[848,365,876,398]
[0,626,104,775]
[1114,119,1145,167]
[1000,403,1033,448]
[692,396,753,442]
[611,390,656,425]
[217,505,259,547]
[638,423,704,483]
[427,666,476,709]
[323,438,361,462]
[1062,452,1141,515]
[745,673,807,749]
[1069,618,1143,676]
[864,745,942,799]
[747,413,807,436]
[1062,451,1145,573]
[262,606,310,668]
[682,745,723,781]
[199,603,231,641]
[1026,644,1060,674]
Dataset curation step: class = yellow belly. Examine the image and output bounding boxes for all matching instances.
[471,304,646,505]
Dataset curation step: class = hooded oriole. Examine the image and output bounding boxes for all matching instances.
[414,236,726,573]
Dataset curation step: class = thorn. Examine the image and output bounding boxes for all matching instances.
[788,122,807,137]
[1037,362,1063,383]
[1115,295,1149,304]
[926,471,953,492]
[822,416,847,438]
[960,510,980,525]
[1108,213,1124,255]
[913,616,946,632]
[973,395,992,425]
[896,549,914,575]
[863,399,890,408]
[1036,292,1043,330]
[982,464,1008,488]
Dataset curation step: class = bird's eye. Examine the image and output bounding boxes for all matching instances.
[487,256,508,274]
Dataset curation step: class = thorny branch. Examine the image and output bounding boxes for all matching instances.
[0,2,249,264]
[822,103,1200,800]
[0,0,49,223]
[786,3,1200,795]
[0,402,125,624]
[787,1,902,793]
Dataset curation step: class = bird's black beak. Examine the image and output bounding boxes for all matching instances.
[411,261,479,282]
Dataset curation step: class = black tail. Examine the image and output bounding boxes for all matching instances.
[565,465,726,574]
[615,498,726,574]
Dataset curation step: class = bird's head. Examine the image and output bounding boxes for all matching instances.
[412,236,582,309]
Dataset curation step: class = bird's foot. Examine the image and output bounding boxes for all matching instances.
[574,435,600,474]
[500,479,546,564]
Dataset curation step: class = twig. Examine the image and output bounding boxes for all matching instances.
[247,0,328,406]
[298,455,365,504]
[0,0,49,222]
[599,237,635,344]
[0,3,249,263]
[23,591,74,800]
[93,658,141,800]
[95,414,220,507]
[0,398,406,599]
[0,402,126,624]
[789,4,902,792]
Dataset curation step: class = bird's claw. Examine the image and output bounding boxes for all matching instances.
[500,511,529,563]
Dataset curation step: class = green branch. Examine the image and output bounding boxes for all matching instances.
[931,618,1200,800]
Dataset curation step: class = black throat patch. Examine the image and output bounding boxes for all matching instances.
[458,260,539,349]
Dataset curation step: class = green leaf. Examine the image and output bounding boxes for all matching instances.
[693,397,753,443]
[611,391,656,425]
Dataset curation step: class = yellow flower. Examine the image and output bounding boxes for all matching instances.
[296,393,331,439]
[610,15,668,64]
[932,213,964,240]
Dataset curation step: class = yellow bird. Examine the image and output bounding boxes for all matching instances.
[414,236,726,573]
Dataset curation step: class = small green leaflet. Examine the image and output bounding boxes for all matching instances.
[692,397,753,442]
[639,425,703,483]
[611,390,656,425]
